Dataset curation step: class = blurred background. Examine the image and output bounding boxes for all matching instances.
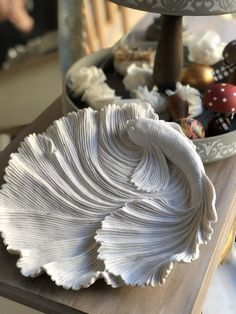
[0,0,144,150]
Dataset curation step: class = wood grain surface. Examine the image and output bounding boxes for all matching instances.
[0,97,235,314]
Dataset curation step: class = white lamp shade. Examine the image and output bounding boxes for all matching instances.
[109,0,236,16]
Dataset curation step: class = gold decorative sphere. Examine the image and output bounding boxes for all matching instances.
[181,64,215,92]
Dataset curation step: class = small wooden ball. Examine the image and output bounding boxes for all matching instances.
[176,118,205,139]
[181,64,215,92]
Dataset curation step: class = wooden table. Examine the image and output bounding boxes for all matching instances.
[0,97,235,314]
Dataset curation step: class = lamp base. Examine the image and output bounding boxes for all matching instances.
[154,15,183,92]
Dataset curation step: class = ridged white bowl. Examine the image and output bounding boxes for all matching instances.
[0,104,217,290]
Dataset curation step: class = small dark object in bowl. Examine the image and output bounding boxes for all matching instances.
[166,93,189,121]
[207,115,232,136]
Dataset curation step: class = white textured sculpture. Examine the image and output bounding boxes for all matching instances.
[123,63,153,91]
[0,104,217,290]
[68,66,106,96]
[82,83,120,110]
[68,66,120,110]
[131,86,166,113]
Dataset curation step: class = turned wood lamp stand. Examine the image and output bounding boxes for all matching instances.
[154,14,183,91]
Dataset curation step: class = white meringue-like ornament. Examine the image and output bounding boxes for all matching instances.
[123,63,153,92]
[166,82,203,118]
[131,86,166,113]
[68,66,106,96]
[188,31,226,66]
[0,104,217,290]
[82,83,121,110]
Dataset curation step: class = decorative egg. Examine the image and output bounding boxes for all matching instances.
[165,92,189,121]
[176,118,205,139]
[203,83,236,114]
[222,41,236,85]
[207,115,232,136]
[181,64,215,92]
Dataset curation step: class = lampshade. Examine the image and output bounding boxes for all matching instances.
[109,0,236,16]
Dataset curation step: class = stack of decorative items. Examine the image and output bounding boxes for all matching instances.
[65,0,236,163]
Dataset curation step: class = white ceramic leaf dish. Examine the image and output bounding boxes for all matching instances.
[63,49,236,164]
[0,103,217,290]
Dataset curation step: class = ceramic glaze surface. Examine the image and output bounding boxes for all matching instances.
[109,0,236,15]
[0,104,217,290]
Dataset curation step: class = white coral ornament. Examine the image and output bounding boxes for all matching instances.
[82,83,120,110]
[123,63,153,91]
[68,66,106,96]
[0,104,217,290]
[131,86,166,113]
[188,31,226,66]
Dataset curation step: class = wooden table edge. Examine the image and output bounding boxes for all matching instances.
[0,281,85,314]
[192,194,236,314]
